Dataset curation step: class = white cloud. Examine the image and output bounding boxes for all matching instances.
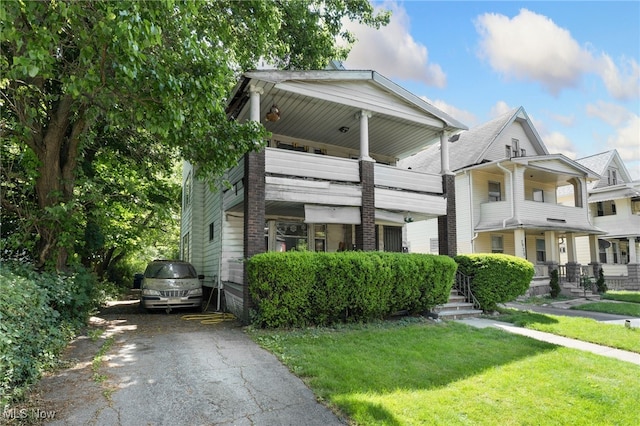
[597,55,640,101]
[490,100,513,118]
[606,114,640,165]
[530,114,578,158]
[421,96,478,127]
[343,2,446,87]
[549,113,575,127]
[585,101,634,126]
[475,9,639,100]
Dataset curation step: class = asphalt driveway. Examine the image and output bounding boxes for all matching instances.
[31,301,344,426]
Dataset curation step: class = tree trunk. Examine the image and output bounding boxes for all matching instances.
[32,95,87,270]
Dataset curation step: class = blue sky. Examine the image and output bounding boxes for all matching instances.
[342,1,640,178]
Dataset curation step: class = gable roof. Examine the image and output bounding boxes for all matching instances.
[399,106,548,173]
[575,149,633,184]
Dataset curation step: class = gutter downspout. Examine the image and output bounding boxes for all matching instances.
[216,176,225,312]
[497,162,515,228]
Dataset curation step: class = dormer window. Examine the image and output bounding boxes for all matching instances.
[607,169,618,186]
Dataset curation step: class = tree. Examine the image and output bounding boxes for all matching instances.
[0,0,389,270]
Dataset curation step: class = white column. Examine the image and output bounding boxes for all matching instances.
[440,131,450,174]
[629,237,638,263]
[359,110,373,161]
[514,228,526,259]
[545,230,558,262]
[589,234,599,263]
[566,233,577,263]
[249,85,263,122]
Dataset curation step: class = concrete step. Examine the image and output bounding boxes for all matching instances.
[447,295,466,303]
[430,309,484,320]
[432,302,475,313]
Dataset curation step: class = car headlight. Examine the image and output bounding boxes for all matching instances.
[142,289,161,296]
[188,287,203,296]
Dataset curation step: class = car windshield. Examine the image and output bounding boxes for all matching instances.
[145,262,197,279]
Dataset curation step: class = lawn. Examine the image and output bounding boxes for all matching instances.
[496,309,640,353]
[248,320,640,425]
[571,301,640,317]
[602,290,640,304]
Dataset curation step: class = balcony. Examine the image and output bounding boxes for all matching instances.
[477,200,593,232]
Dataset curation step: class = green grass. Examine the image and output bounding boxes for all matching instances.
[571,301,640,317]
[496,309,640,353]
[602,290,640,304]
[249,320,640,425]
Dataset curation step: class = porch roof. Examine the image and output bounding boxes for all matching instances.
[588,183,640,203]
[226,70,468,160]
[474,220,605,236]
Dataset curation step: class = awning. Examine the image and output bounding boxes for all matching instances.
[589,186,640,203]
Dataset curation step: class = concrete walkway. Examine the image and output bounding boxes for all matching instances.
[456,317,640,366]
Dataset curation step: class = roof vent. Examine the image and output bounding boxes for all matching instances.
[448,134,460,143]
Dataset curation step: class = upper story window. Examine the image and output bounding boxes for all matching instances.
[512,138,520,158]
[488,181,502,202]
[533,188,544,202]
[183,172,192,208]
[596,200,616,216]
[607,169,618,186]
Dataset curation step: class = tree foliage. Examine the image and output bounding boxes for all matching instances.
[0,0,389,270]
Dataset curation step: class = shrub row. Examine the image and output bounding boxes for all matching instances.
[454,254,534,311]
[0,263,102,406]
[248,252,457,328]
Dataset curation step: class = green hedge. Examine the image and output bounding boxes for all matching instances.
[0,263,102,406]
[454,254,534,311]
[248,252,457,328]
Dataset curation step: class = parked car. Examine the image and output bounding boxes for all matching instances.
[140,260,203,312]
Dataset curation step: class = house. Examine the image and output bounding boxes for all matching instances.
[559,150,640,290]
[180,66,467,322]
[400,107,604,295]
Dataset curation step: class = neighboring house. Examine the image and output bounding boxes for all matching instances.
[181,66,467,321]
[401,107,604,295]
[560,150,640,289]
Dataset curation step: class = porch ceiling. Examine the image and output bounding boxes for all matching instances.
[229,77,461,160]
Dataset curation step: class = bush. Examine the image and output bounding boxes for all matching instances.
[595,268,607,294]
[454,254,534,312]
[248,252,457,328]
[549,269,561,298]
[0,262,102,406]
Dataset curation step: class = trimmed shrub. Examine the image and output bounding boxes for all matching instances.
[549,268,561,298]
[454,254,534,312]
[248,251,457,328]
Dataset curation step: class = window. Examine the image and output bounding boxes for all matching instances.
[491,235,504,253]
[536,239,546,262]
[314,224,326,252]
[596,200,616,216]
[599,239,608,263]
[183,172,192,208]
[276,221,308,251]
[182,233,190,262]
[209,222,215,241]
[533,189,544,202]
[488,181,501,202]
[607,169,618,186]
[612,242,619,264]
[512,139,520,157]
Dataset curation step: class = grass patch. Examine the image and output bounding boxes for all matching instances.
[92,335,115,384]
[602,291,640,304]
[571,301,640,317]
[249,321,639,425]
[497,309,640,353]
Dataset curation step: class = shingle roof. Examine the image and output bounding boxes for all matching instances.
[399,107,520,173]
[575,150,615,176]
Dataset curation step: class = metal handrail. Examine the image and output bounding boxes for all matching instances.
[454,271,481,311]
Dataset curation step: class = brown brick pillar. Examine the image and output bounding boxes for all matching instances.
[243,150,265,323]
[438,173,457,257]
[356,160,376,251]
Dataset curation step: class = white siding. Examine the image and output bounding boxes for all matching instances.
[374,163,442,194]
[265,148,359,182]
[375,188,446,216]
[200,184,223,288]
[221,215,244,282]
[486,121,540,159]
[406,219,439,253]
[455,173,473,252]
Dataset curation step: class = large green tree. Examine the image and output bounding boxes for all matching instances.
[0,0,389,270]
